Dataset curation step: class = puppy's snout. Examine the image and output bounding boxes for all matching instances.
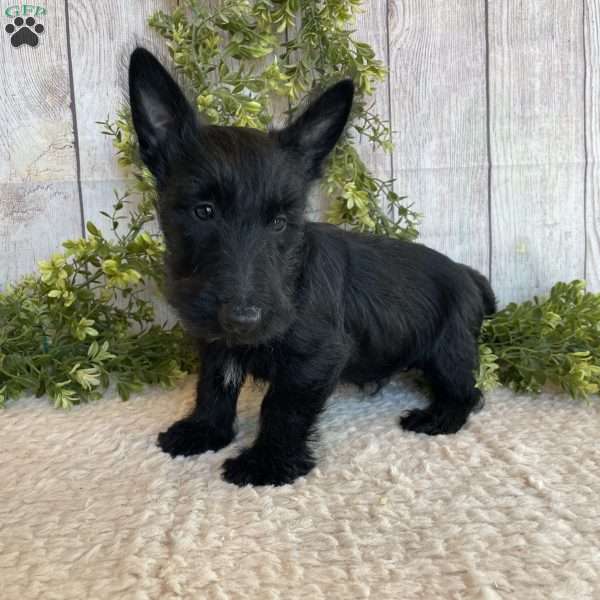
[219,303,262,334]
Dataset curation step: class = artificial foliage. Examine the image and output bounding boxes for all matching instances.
[477,281,600,399]
[0,196,197,409]
[0,0,599,407]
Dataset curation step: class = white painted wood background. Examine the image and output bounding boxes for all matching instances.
[0,0,598,306]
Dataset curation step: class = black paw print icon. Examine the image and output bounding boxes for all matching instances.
[5,17,44,48]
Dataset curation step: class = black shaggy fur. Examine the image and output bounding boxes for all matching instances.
[129,48,496,486]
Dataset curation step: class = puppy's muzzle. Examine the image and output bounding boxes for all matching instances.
[218,303,262,335]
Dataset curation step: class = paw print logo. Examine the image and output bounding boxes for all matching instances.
[5,17,44,48]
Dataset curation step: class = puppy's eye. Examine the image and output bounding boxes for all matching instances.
[194,203,215,220]
[271,215,287,232]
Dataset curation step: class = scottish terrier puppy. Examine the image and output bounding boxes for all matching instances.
[128,48,496,486]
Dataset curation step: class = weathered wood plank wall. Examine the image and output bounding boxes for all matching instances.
[488,1,585,302]
[68,0,177,229]
[0,0,82,283]
[587,0,600,291]
[0,1,598,306]
[355,1,394,216]
[388,0,490,278]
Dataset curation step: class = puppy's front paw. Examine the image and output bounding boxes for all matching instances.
[222,446,314,487]
[158,418,234,457]
[400,408,467,435]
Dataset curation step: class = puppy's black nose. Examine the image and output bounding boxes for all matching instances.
[219,304,262,333]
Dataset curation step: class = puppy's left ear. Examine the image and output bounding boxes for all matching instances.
[277,79,354,179]
[129,47,200,180]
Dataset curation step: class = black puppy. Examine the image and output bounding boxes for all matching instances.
[128,48,496,486]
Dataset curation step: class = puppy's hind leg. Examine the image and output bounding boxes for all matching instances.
[400,320,482,435]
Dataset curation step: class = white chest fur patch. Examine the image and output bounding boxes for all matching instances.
[223,357,243,390]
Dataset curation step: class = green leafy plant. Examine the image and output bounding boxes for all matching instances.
[0,196,196,409]
[477,280,600,400]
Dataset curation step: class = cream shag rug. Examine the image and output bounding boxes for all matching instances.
[1,376,599,600]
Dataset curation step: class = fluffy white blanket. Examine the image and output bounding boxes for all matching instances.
[1,377,599,599]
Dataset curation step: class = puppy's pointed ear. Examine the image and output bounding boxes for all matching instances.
[277,79,354,178]
[128,47,199,179]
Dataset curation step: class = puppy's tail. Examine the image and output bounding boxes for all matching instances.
[464,266,497,316]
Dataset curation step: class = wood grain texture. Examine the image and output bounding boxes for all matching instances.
[354,1,394,215]
[67,0,177,230]
[0,0,82,287]
[491,163,584,301]
[488,0,586,304]
[585,0,600,291]
[387,0,489,275]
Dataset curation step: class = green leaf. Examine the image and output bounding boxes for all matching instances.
[86,221,101,237]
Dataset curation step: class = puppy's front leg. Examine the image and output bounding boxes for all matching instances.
[158,343,243,457]
[222,375,336,486]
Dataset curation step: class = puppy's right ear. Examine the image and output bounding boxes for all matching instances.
[128,47,199,179]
